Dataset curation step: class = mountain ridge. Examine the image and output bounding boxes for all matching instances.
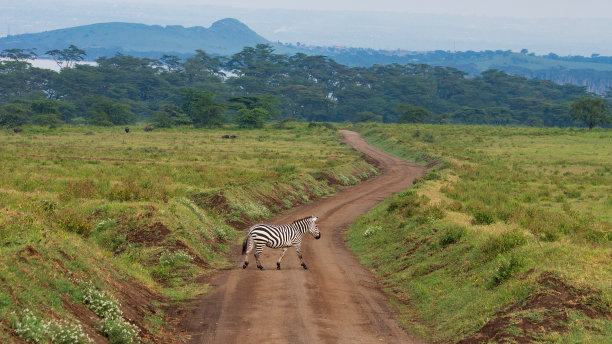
[0,18,269,58]
[2,19,612,93]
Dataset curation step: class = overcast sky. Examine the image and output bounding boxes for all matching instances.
[4,0,612,55]
[117,0,612,18]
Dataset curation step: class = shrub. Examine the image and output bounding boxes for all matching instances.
[472,210,495,225]
[416,205,446,224]
[423,172,440,180]
[12,309,47,343]
[482,230,527,257]
[439,226,467,247]
[56,209,91,235]
[491,254,523,286]
[82,284,123,320]
[12,309,92,344]
[101,318,139,344]
[447,200,463,211]
[336,174,350,186]
[48,320,92,344]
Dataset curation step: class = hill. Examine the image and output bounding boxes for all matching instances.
[0,18,269,58]
[4,19,612,93]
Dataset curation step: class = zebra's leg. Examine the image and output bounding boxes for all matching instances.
[295,244,308,269]
[243,237,254,269]
[277,247,288,270]
[255,244,264,270]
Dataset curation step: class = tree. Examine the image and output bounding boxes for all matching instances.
[1,48,37,61]
[152,104,192,127]
[179,88,226,127]
[354,111,382,123]
[396,104,430,123]
[46,45,86,69]
[0,103,30,126]
[85,97,134,125]
[236,107,267,128]
[568,97,611,130]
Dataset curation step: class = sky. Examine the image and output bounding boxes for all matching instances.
[109,0,612,18]
[3,0,612,55]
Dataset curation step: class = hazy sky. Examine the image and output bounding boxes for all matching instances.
[116,0,612,18]
[4,0,612,55]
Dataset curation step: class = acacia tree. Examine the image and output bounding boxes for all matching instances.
[397,104,430,123]
[46,45,86,69]
[569,97,611,130]
[180,88,226,127]
[0,48,37,61]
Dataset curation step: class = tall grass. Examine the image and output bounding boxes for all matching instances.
[0,123,376,342]
[349,123,612,342]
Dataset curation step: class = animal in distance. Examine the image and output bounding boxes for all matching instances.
[242,215,321,270]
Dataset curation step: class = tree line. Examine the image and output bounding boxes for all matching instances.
[0,44,610,128]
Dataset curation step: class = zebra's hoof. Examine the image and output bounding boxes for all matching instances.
[257,265,264,270]
[276,263,281,270]
[242,262,248,269]
[301,263,308,270]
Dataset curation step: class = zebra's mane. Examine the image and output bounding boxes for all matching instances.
[290,215,317,225]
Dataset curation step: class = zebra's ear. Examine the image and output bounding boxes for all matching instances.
[312,216,318,221]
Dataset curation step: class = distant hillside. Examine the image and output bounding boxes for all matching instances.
[0,18,269,58]
[288,46,612,94]
[3,19,612,93]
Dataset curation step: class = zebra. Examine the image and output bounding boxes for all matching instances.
[242,215,321,270]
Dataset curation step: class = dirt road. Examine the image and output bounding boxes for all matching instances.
[183,130,427,344]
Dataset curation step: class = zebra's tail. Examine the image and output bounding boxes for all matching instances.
[241,234,249,255]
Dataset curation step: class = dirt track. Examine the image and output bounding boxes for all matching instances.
[183,130,427,344]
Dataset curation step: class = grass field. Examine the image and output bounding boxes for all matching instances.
[348,123,612,343]
[0,123,376,343]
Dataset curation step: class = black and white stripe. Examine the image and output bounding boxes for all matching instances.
[242,215,321,270]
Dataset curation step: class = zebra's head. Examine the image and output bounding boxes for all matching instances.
[309,215,321,239]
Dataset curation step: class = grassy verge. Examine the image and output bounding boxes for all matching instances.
[348,123,611,343]
[0,123,377,343]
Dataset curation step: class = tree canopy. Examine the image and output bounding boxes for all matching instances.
[0,44,601,128]
[568,97,611,130]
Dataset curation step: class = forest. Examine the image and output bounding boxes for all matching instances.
[0,44,603,128]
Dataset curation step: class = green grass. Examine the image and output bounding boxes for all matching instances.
[348,123,612,343]
[0,123,376,342]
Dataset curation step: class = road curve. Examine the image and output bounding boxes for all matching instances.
[183,130,427,344]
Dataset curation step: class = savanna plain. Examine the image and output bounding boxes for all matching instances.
[0,123,375,343]
[350,123,612,343]
[0,123,610,343]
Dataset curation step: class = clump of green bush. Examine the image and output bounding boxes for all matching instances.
[491,254,524,286]
[482,230,527,257]
[472,210,495,225]
[439,226,467,247]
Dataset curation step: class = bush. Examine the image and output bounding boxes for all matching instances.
[439,226,467,246]
[491,254,524,286]
[12,309,92,344]
[12,309,47,343]
[32,114,64,128]
[48,320,92,344]
[56,209,91,235]
[82,284,123,320]
[482,230,527,257]
[472,210,495,225]
[101,318,139,344]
